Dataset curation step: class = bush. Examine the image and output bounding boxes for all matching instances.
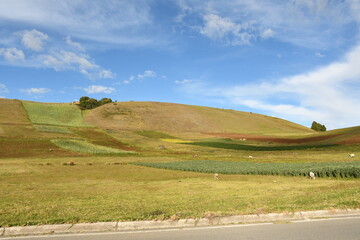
[311,121,326,131]
[78,96,112,110]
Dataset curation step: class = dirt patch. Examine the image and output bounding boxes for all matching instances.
[340,134,360,144]
[205,132,343,144]
[0,139,85,158]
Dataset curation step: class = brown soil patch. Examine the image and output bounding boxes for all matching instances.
[340,134,360,144]
[0,139,85,158]
[206,132,343,144]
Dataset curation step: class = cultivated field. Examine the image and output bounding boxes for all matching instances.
[0,99,359,227]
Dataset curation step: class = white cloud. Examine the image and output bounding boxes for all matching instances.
[200,14,253,46]
[0,47,25,62]
[175,79,192,84]
[0,1,159,47]
[98,70,116,79]
[315,52,325,58]
[0,83,8,93]
[82,85,115,94]
[138,70,156,79]
[20,88,50,95]
[16,29,48,51]
[65,36,84,51]
[177,0,358,49]
[179,43,360,129]
[261,28,275,39]
[123,75,135,84]
[0,28,116,80]
[41,50,115,79]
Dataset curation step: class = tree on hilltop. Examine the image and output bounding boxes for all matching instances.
[78,96,112,109]
[311,121,326,131]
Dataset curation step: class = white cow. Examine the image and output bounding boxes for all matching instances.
[349,154,355,158]
[248,155,253,159]
[214,173,219,180]
[309,172,316,180]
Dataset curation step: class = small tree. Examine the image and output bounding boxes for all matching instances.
[78,96,112,110]
[311,121,326,132]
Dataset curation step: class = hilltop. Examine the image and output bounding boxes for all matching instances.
[84,101,313,135]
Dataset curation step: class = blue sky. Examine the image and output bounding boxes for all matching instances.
[1,0,360,130]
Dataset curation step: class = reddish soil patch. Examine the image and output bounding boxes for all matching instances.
[340,134,360,144]
[205,132,342,144]
[0,139,85,158]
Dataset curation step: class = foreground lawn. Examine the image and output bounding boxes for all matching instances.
[0,156,359,227]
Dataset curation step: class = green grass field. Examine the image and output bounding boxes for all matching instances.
[0,156,359,227]
[0,99,360,227]
[22,101,91,127]
[51,139,136,155]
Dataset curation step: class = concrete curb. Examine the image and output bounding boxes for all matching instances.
[1,209,360,237]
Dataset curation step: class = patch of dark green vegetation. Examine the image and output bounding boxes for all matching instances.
[183,141,337,151]
[133,160,360,178]
[135,131,178,140]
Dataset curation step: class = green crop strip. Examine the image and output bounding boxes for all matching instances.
[183,141,337,151]
[22,101,91,127]
[135,131,178,139]
[133,160,360,178]
[51,139,136,155]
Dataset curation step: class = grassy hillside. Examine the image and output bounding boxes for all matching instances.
[84,101,313,135]
[0,98,359,227]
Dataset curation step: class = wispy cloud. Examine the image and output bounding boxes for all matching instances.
[65,36,84,51]
[0,83,8,94]
[0,0,161,47]
[122,70,158,84]
[82,85,115,94]
[16,29,48,52]
[20,87,50,95]
[179,43,360,129]
[0,48,25,62]
[199,14,253,46]
[176,0,358,49]
[138,70,157,79]
[175,79,192,84]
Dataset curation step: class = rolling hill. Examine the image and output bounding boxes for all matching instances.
[84,101,313,135]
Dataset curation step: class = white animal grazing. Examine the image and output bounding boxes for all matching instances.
[214,173,219,180]
[248,155,253,159]
[309,172,316,180]
[349,154,355,158]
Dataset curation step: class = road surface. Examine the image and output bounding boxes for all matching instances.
[2,216,360,240]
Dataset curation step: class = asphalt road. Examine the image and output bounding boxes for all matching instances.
[3,216,360,240]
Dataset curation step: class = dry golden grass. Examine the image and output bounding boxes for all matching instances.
[0,157,359,227]
[84,101,313,134]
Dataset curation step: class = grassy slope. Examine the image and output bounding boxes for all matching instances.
[84,101,313,135]
[0,99,41,138]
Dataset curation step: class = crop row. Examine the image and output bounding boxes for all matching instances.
[133,160,360,178]
[183,141,336,151]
